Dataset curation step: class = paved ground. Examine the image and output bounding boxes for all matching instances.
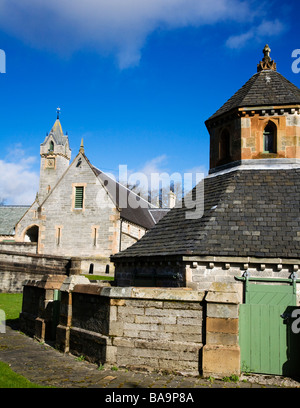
[0,324,299,390]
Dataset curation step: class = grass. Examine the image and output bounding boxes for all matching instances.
[83,274,114,281]
[0,293,23,321]
[0,361,45,388]
[0,293,47,388]
[222,374,240,383]
[75,355,85,361]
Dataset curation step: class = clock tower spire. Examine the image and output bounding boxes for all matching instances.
[38,109,71,202]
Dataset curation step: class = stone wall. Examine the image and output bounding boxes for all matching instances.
[185,256,300,302]
[0,250,72,293]
[0,247,116,293]
[57,283,205,375]
[114,256,300,302]
[208,110,300,170]
[202,283,240,377]
[20,276,241,377]
[79,257,114,277]
[120,220,146,252]
[19,274,67,340]
[0,242,37,254]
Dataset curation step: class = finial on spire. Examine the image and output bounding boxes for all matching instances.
[263,44,271,60]
[257,44,277,72]
[56,107,61,120]
[79,138,85,154]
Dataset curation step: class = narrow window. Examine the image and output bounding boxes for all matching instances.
[49,141,54,152]
[74,186,84,209]
[57,227,61,246]
[218,129,231,164]
[93,227,97,246]
[263,123,276,153]
[89,263,94,274]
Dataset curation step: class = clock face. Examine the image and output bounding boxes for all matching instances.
[46,158,55,168]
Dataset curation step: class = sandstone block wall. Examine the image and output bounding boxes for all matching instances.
[20,277,243,378]
[209,111,300,169]
[0,242,37,254]
[0,250,71,293]
[186,257,300,302]
[57,284,205,375]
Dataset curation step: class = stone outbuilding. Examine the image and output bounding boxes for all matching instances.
[112,45,300,291]
[111,46,300,377]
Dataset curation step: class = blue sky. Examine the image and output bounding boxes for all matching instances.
[0,0,299,204]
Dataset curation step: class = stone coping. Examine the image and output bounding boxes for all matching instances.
[23,275,66,290]
[72,284,205,302]
[0,249,70,261]
[209,158,300,175]
[183,255,300,266]
[0,242,37,246]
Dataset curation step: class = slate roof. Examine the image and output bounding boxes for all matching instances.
[41,119,69,146]
[91,165,168,230]
[0,206,30,235]
[112,168,300,260]
[206,69,300,121]
[149,208,170,223]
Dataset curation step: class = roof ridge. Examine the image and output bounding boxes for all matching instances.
[91,164,156,209]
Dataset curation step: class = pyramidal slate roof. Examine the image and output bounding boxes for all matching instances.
[112,168,300,260]
[206,69,300,122]
[41,119,69,146]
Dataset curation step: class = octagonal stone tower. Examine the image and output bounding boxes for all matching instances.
[206,45,300,173]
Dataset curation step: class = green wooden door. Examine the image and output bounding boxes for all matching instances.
[239,282,298,376]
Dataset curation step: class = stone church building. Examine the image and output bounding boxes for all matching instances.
[14,113,167,274]
[112,45,300,290]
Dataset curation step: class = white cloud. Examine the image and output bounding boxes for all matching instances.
[226,19,286,49]
[0,0,255,68]
[138,155,169,177]
[0,146,39,205]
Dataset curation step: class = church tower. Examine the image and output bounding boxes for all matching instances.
[206,45,300,173]
[38,108,71,202]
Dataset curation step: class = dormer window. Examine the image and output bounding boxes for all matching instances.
[263,123,276,153]
[49,141,54,152]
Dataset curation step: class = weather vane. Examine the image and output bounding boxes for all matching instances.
[57,107,61,119]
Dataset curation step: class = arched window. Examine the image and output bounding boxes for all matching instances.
[219,129,231,164]
[263,123,276,153]
[49,141,54,152]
